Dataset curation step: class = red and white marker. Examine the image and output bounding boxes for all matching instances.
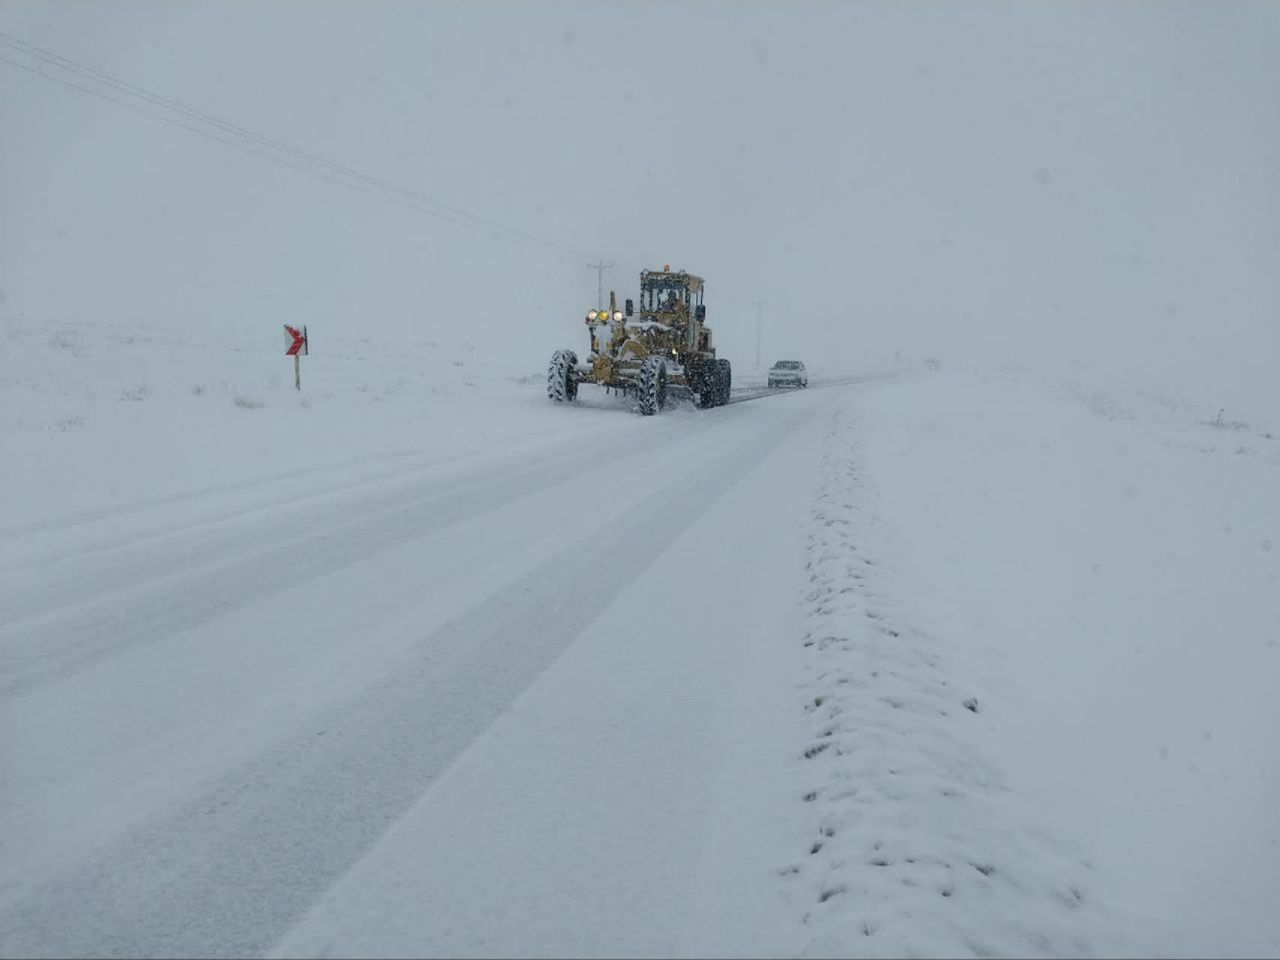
[284,325,308,356]
[284,325,308,389]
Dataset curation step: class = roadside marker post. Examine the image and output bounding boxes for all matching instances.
[284,324,308,390]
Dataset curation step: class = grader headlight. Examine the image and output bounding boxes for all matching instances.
[587,310,599,320]
[613,310,623,321]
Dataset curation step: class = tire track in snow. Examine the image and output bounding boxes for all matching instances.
[0,409,650,575]
[0,408,807,960]
[0,446,451,541]
[1,410,700,625]
[782,406,1130,959]
[0,410,727,698]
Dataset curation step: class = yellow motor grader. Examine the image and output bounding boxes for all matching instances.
[547,266,732,415]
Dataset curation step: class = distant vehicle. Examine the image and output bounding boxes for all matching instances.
[767,359,808,389]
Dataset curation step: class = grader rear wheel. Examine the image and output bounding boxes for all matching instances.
[697,358,732,408]
[695,361,718,409]
[716,358,732,405]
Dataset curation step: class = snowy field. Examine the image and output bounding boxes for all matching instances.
[2,312,1276,958]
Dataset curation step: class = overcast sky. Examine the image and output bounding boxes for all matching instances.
[2,1,1276,408]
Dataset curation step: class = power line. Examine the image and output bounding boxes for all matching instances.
[0,53,495,238]
[0,32,594,258]
[0,32,610,263]
[0,34,597,259]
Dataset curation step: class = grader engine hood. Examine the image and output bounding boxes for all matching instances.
[621,317,669,356]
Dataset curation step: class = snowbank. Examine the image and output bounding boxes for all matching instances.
[812,368,1279,958]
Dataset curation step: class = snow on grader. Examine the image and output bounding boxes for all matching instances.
[547,266,732,415]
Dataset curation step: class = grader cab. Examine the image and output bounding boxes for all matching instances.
[547,266,732,415]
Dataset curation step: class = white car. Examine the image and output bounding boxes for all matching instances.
[767,360,808,389]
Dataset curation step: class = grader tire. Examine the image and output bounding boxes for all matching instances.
[695,362,718,409]
[696,358,732,409]
[547,349,578,403]
[716,358,732,405]
[634,356,668,416]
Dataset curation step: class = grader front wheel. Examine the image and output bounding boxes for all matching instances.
[547,349,578,403]
[634,356,668,415]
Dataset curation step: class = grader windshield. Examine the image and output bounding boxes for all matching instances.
[639,271,704,314]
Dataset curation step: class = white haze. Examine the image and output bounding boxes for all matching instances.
[3,5,1279,957]
[2,0,1277,417]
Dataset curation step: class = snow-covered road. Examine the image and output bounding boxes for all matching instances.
[2,383,842,957]
[3,343,1276,958]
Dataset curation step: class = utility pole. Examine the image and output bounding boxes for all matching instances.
[587,260,615,311]
[750,300,765,370]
